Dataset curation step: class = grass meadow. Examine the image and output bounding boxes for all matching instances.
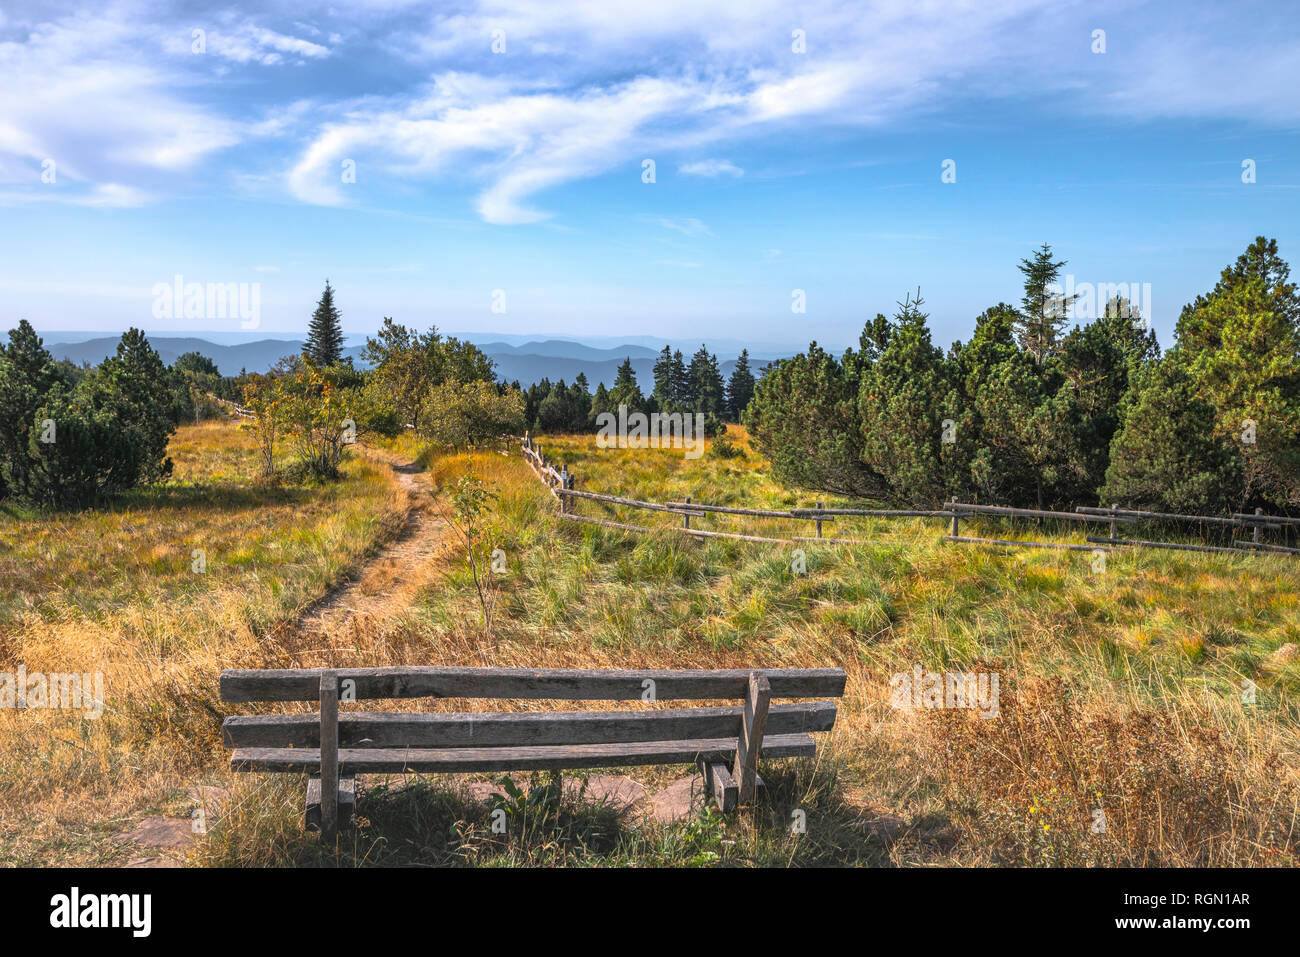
[2,418,1297,866]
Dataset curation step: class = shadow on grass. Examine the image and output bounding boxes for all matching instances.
[200,760,934,868]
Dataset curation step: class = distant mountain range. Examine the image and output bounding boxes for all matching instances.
[39,335,775,389]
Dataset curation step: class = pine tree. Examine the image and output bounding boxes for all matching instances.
[609,358,645,413]
[688,344,725,417]
[304,281,344,366]
[1016,243,1076,363]
[858,290,956,507]
[745,342,880,497]
[725,349,756,421]
[652,346,676,409]
[0,319,60,499]
[669,349,690,407]
[589,381,612,427]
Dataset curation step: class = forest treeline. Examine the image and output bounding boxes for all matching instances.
[0,282,519,506]
[512,344,756,437]
[744,238,1300,516]
[5,238,1296,515]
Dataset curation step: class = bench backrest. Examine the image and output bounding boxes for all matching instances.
[220,666,846,703]
[220,666,845,751]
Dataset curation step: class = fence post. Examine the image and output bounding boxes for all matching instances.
[1255,507,1264,546]
[1109,503,1119,542]
[950,496,959,538]
[816,501,824,539]
[684,496,691,530]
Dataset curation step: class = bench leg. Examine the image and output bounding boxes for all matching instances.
[306,775,355,832]
[700,762,737,813]
[731,672,771,806]
[319,672,340,841]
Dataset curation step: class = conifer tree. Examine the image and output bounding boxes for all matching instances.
[1016,243,1075,363]
[726,349,756,421]
[304,281,344,366]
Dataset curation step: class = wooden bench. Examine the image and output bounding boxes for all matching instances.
[220,665,846,840]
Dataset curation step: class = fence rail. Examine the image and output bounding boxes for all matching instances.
[518,437,1298,559]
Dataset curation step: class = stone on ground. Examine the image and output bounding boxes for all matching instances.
[114,816,193,849]
[649,775,706,825]
[562,774,647,813]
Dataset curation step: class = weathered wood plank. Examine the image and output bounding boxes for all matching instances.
[221,666,847,703]
[732,673,771,804]
[701,761,737,813]
[319,673,339,841]
[951,502,1137,523]
[1086,535,1258,555]
[947,535,1102,552]
[222,701,837,748]
[230,733,816,773]
[305,774,355,831]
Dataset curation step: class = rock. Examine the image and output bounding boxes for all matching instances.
[188,785,230,820]
[562,775,648,813]
[124,855,184,868]
[649,775,706,825]
[865,814,907,841]
[461,777,526,805]
[187,784,229,805]
[114,817,193,849]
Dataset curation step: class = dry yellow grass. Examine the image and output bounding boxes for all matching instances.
[3,420,1297,867]
[0,419,411,865]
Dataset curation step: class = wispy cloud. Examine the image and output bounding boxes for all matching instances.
[656,217,713,237]
[1,0,1298,223]
[680,159,743,178]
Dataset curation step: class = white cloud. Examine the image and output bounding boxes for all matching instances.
[288,74,709,222]
[0,9,240,199]
[0,182,151,208]
[2,0,1298,222]
[199,25,331,65]
[656,217,713,237]
[680,159,743,178]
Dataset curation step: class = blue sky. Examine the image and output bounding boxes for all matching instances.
[1,0,1298,352]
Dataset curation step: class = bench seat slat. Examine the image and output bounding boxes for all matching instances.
[222,701,837,749]
[230,733,817,774]
[220,667,846,703]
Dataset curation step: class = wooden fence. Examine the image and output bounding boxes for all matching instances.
[520,436,1299,559]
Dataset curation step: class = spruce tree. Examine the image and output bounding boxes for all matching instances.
[858,290,956,507]
[669,349,690,407]
[688,344,725,417]
[0,319,60,499]
[304,281,344,366]
[652,346,676,409]
[1016,243,1076,363]
[725,349,756,421]
[609,358,645,413]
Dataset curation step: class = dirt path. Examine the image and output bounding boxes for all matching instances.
[123,444,453,867]
[291,445,452,642]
